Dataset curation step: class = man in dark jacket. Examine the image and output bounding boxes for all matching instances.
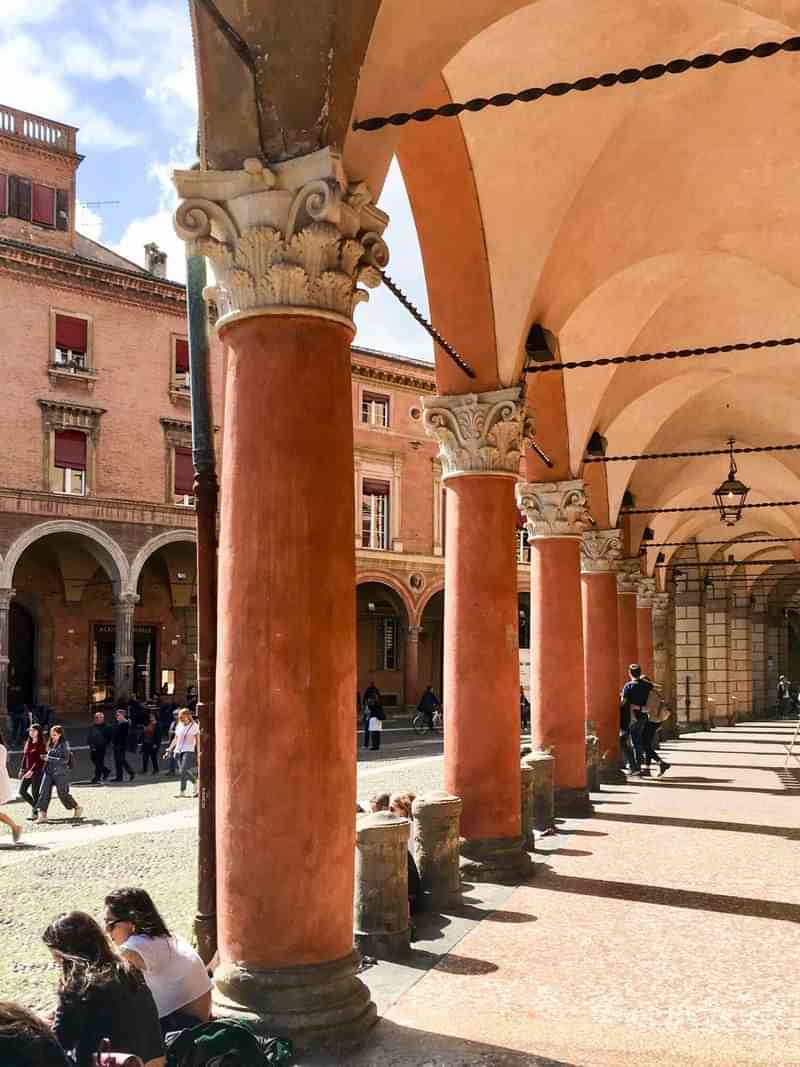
[111,708,136,782]
[620,664,670,778]
[87,710,112,784]
[417,685,441,731]
[520,686,531,732]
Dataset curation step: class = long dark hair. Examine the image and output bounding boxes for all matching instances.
[47,726,65,750]
[25,724,44,750]
[104,887,171,940]
[42,912,139,998]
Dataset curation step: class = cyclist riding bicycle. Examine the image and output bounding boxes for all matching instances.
[417,685,441,732]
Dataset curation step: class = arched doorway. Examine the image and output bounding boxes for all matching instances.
[356,581,409,713]
[8,601,36,709]
[419,590,444,704]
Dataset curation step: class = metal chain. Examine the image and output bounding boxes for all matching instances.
[380,270,477,379]
[646,537,800,548]
[524,335,800,375]
[354,37,800,132]
[622,501,800,515]
[656,559,800,567]
[587,442,800,464]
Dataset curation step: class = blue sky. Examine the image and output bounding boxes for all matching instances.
[0,0,433,359]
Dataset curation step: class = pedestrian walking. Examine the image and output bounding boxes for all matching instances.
[111,709,136,783]
[362,681,382,749]
[520,686,531,731]
[163,708,180,775]
[140,712,162,775]
[417,685,441,732]
[620,664,670,778]
[87,710,112,784]
[0,729,24,844]
[36,725,83,824]
[777,675,793,717]
[368,704,385,751]
[164,708,199,798]
[18,722,46,819]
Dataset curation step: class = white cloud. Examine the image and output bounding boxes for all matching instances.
[3,0,64,25]
[112,157,190,282]
[59,33,144,82]
[76,202,104,241]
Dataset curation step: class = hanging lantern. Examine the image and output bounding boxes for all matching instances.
[712,437,749,526]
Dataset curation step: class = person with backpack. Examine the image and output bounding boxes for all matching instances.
[620,664,670,778]
[36,725,83,823]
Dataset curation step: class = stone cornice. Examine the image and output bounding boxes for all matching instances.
[351,359,435,393]
[0,237,186,314]
[0,487,196,529]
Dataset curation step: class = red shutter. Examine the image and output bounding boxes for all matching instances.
[10,177,31,221]
[55,315,88,352]
[174,338,190,373]
[362,479,389,496]
[0,175,7,216]
[174,447,194,496]
[54,430,86,470]
[32,184,56,226]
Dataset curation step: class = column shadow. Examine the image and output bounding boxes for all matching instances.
[638,781,800,797]
[595,810,800,841]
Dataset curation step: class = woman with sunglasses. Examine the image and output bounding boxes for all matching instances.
[36,726,83,825]
[103,887,212,1035]
[42,910,164,1066]
[0,728,23,845]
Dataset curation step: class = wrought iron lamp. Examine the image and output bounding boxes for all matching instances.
[713,438,749,526]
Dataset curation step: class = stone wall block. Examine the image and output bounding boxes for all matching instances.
[354,812,410,959]
[412,791,463,909]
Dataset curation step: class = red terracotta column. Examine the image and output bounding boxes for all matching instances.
[174,154,389,1046]
[617,559,641,684]
[580,529,625,783]
[517,480,592,816]
[423,389,530,882]
[404,624,421,712]
[636,577,656,679]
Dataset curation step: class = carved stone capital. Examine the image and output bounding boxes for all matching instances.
[616,559,642,595]
[0,588,15,612]
[636,577,657,609]
[516,480,591,540]
[173,148,389,331]
[652,593,671,617]
[580,529,623,573]
[422,387,529,480]
[114,593,140,614]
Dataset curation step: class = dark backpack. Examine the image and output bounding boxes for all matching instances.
[165,1019,293,1067]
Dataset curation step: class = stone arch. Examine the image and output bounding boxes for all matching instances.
[128,530,197,596]
[1,520,129,593]
[412,578,445,626]
[356,570,416,623]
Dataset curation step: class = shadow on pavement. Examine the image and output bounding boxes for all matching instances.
[593,810,800,841]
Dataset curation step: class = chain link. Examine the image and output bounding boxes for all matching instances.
[623,501,800,516]
[646,537,800,548]
[354,37,800,132]
[380,270,476,379]
[588,442,800,464]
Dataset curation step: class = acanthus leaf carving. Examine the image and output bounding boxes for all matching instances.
[421,388,529,478]
[516,480,592,540]
[581,529,623,573]
[616,558,642,595]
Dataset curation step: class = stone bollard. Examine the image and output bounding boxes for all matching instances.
[520,760,536,850]
[412,791,462,909]
[586,734,601,793]
[521,751,555,831]
[354,812,410,959]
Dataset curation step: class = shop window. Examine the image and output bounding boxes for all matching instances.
[54,313,90,371]
[378,616,398,671]
[362,479,389,550]
[173,337,190,389]
[361,392,390,428]
[173,446,194,505]
[52,428,87,495]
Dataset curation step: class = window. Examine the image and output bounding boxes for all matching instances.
[173,337,190,389]
[0,174,7,216]
[53,429,86,495]
[174,446,194,505]
[516,526,531,564]
[54,314,89,370]
[361,392,389,428]
[362,479,389,550]
[32,183,56,227]
[378,616,398,670]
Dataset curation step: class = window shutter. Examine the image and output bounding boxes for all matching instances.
[55,315,88,352]
[56,189,69,231]
[54,430,87,470]
[174,447,194,496]
[362,479,390,496]
[12,177,31,221]
[174,338,190,374]
[0,175,7,216]
[32,184,56,226]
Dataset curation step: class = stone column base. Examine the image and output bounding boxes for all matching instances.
[555,787,593,818]
[213,950,376,1052]
[354,925,410,960]
[459,834,533,884]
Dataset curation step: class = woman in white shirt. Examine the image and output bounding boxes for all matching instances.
[103,887,212,1035]
[164,708,199,798]
[0,730,23,844]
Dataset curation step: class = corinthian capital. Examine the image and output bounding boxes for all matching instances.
[173,148,388,330]
[616,559,642,595]
[652,592,671,617]
[516,480,591,540]
[636,576,657,608]
[422,388,529,479]
[580,529,623,573]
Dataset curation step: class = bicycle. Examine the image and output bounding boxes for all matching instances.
[412,707,443,735]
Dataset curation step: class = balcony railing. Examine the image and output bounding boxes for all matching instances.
[0,105,77,154]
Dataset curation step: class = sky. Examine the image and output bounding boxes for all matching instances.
[0,0,433,360]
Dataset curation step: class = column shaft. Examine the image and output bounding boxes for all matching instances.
[444,475,521,842]
[0,589,14,724]
[113,595,137,703]
[404,627,421,713]
[617,594,639,680]
[215,315,357,970]
[636,605,655,678]
[581,572,622,776]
